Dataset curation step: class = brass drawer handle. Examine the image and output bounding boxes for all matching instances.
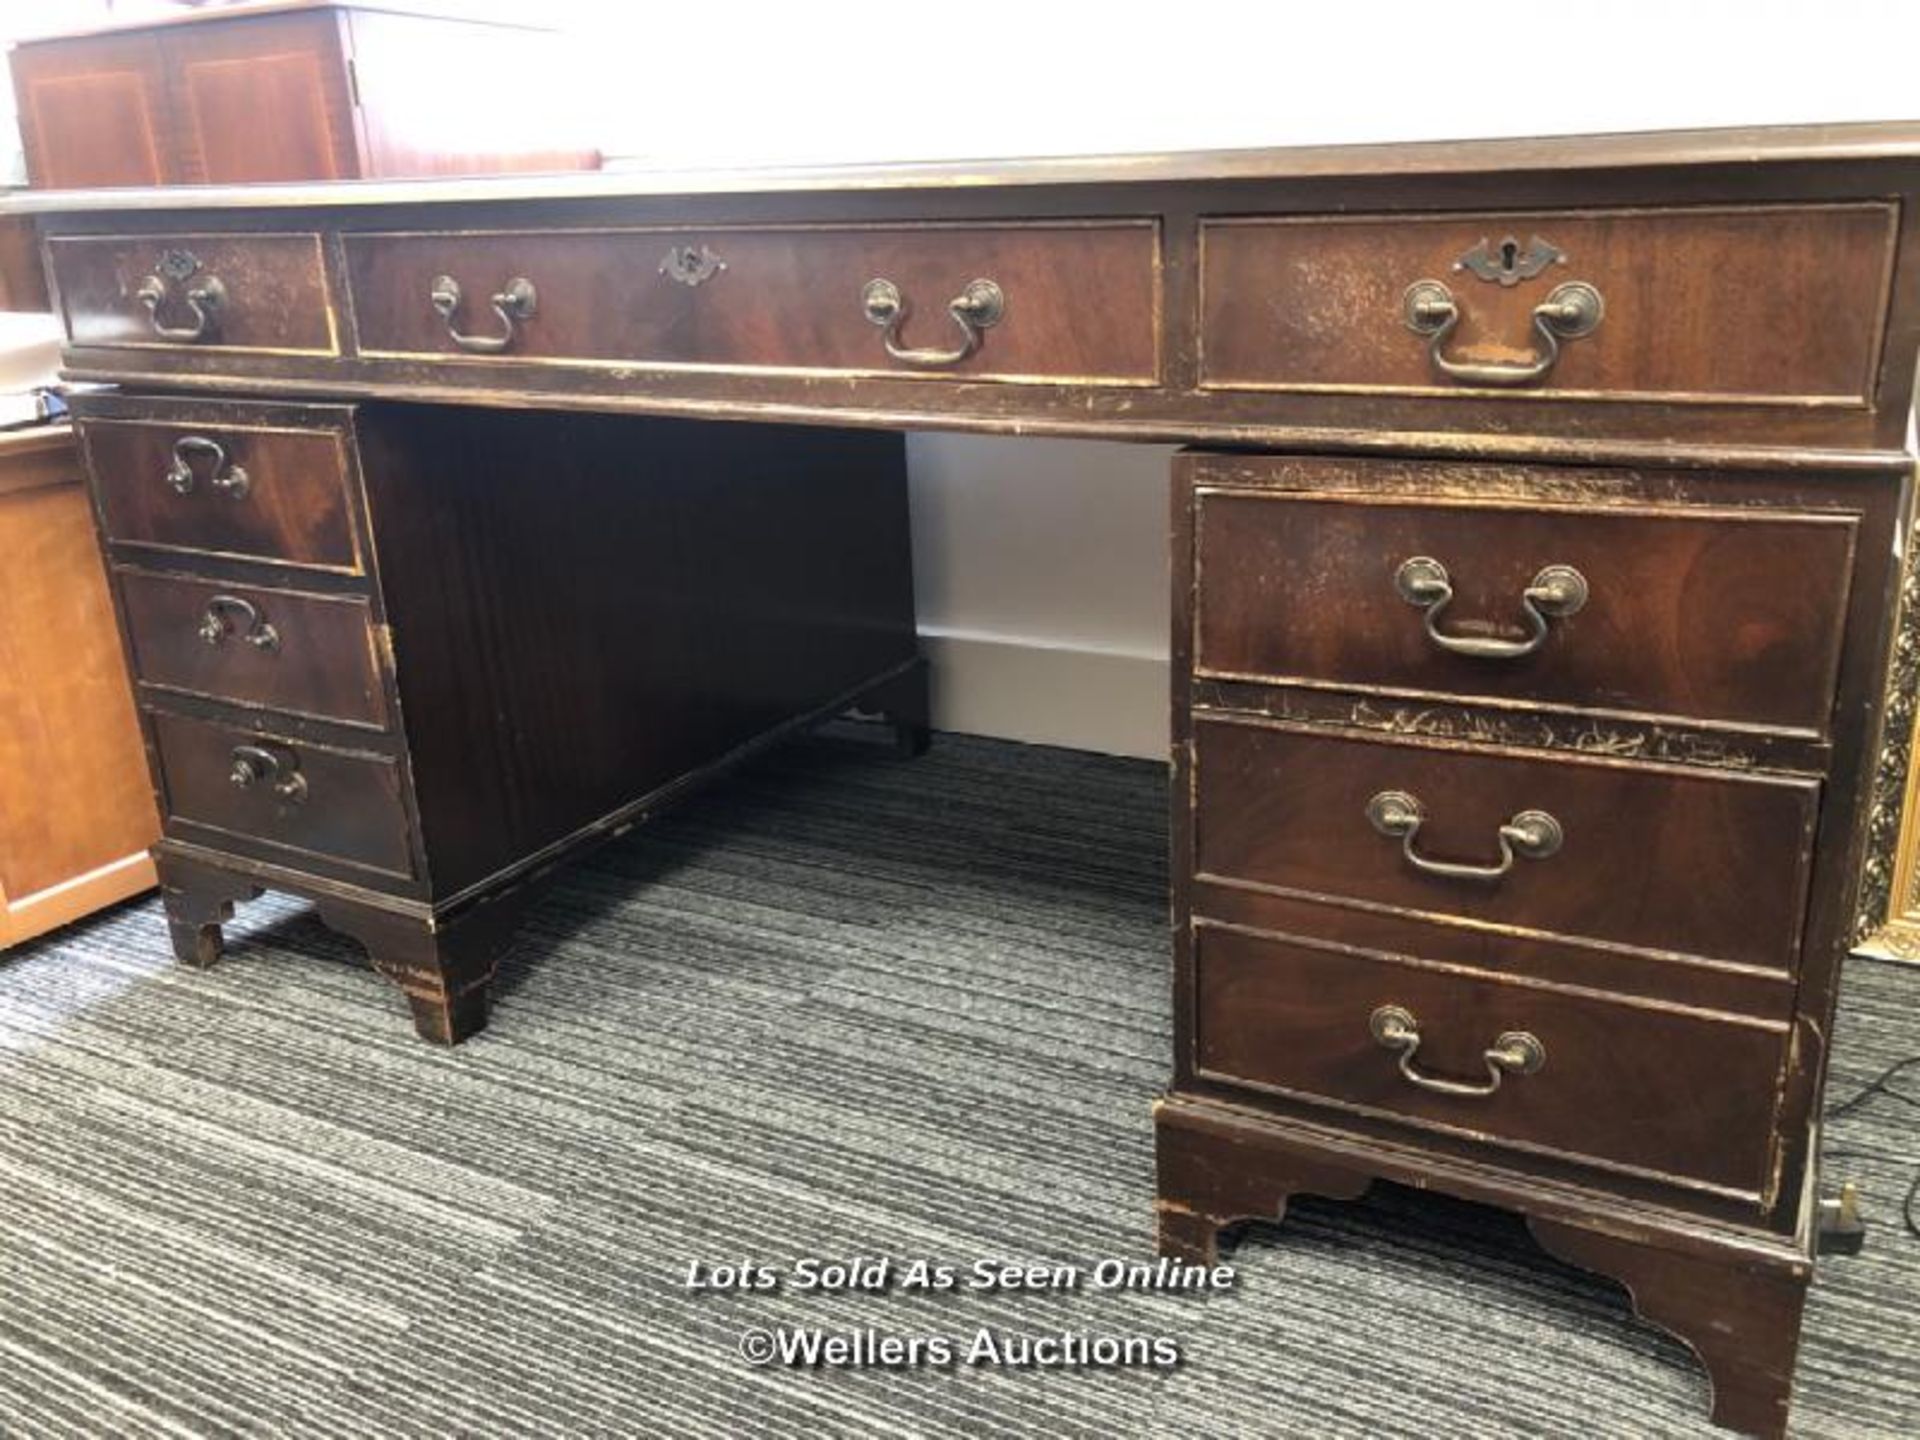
[198,594,280,652]
[228,743,307,803]
[1366,789,1563,882]
[1402,278,1602,387]
[429,274,537,354]
[1394,555,1586,660]
[136,261,225,342]
[861,277,1003,368]
[1369,1004,1545,1098]
[166,436,250,499]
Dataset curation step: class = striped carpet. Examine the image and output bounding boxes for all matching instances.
[1,733,1916,1438]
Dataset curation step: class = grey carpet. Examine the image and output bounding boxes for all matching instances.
[1,732,1915,1439]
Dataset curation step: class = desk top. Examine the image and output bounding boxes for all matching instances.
[9,120,1920,215]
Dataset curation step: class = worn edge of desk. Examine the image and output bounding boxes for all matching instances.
[9,120,1920,214]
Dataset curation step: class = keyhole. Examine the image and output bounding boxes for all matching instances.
[1500,238,1519,274]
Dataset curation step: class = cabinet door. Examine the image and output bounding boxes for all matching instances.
[10,33,178,187]
[161,11,361,183]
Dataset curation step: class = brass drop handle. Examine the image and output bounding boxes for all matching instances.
[862,277,1003,368]
[198,594,280,652]
[1366,789,1563,882]
[1403,278,1603,387]
[166,436,250,499]
[429,274,537,354]
[1394,556,1587,660]
[1369,1005,1545,1098]
[228,744,307,803]
[136,269,226,342]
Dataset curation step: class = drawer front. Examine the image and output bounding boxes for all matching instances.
[118,569,388,729]
[1193,485,1857,734]
[1193,719,1820,972]
[1199,203,1894,404]
[150,711,413,878]
[1191,923,1786,1196]
[49,233,337,353]
[82,416,360,572]
[343,223,1160,383]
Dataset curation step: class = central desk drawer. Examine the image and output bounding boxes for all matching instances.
[1192,480,1858,734]
[1192,717,1820,972]
[81,409,361,573]
[151,711,414,879]
[118,569,388,729]
[342,223,1161,383]
[1191,922,1787,1197]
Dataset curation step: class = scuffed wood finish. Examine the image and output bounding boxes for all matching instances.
[344,223,1160,382]
[1189,922,1787,1196]
[49,233,337,354]
[1192,717,1821,972]
[28,121,1920,456]
[1166,397,1907,1434]
[150,709,417,881]
[1200,204,1896,404]
[0,427,158,947]
[83,406,360,571]
[1529,1217,1810,1439]
[1156,1095,1812,1439]
[9,3,599,189]
[117,568,388,729]
[1192,481,1858,734]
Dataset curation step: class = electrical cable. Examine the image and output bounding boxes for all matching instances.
[1824,1054,1920,1240]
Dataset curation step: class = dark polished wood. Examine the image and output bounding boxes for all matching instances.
[33,123,1920,1435]
[343,224,1160,380]
[1192,716,1821,972]
[150,708,416,880]
[1189,921,1788,1195]
[118,567,388,729]
[1199,204,1896,403]
[351,405,919,900]
[1156,1096,1815,1438]
[8,3,599,189]
[82,404,360,570]
[1192,478,1858,733]
[51,233,338,355]
[76,389,920,1044]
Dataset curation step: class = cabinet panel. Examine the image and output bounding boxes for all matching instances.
[9,32,176,187]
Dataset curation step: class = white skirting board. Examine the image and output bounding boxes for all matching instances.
[916,628,1169,762]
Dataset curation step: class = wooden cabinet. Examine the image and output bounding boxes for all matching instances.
[10,2,598,189]
[0,426,158,948]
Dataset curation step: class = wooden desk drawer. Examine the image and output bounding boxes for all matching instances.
[49,233,337,353]
[1192,482,1857,735]
[1198,203,1894,405]
[151,711,414,879]
[343,223,1160,383]
[118,569,388,729]
[1192,717,1820,973]
[82,412,361,573]
[1191,922,1786,1197]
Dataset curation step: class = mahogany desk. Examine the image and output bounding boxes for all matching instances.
[14,123,1920,1436]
